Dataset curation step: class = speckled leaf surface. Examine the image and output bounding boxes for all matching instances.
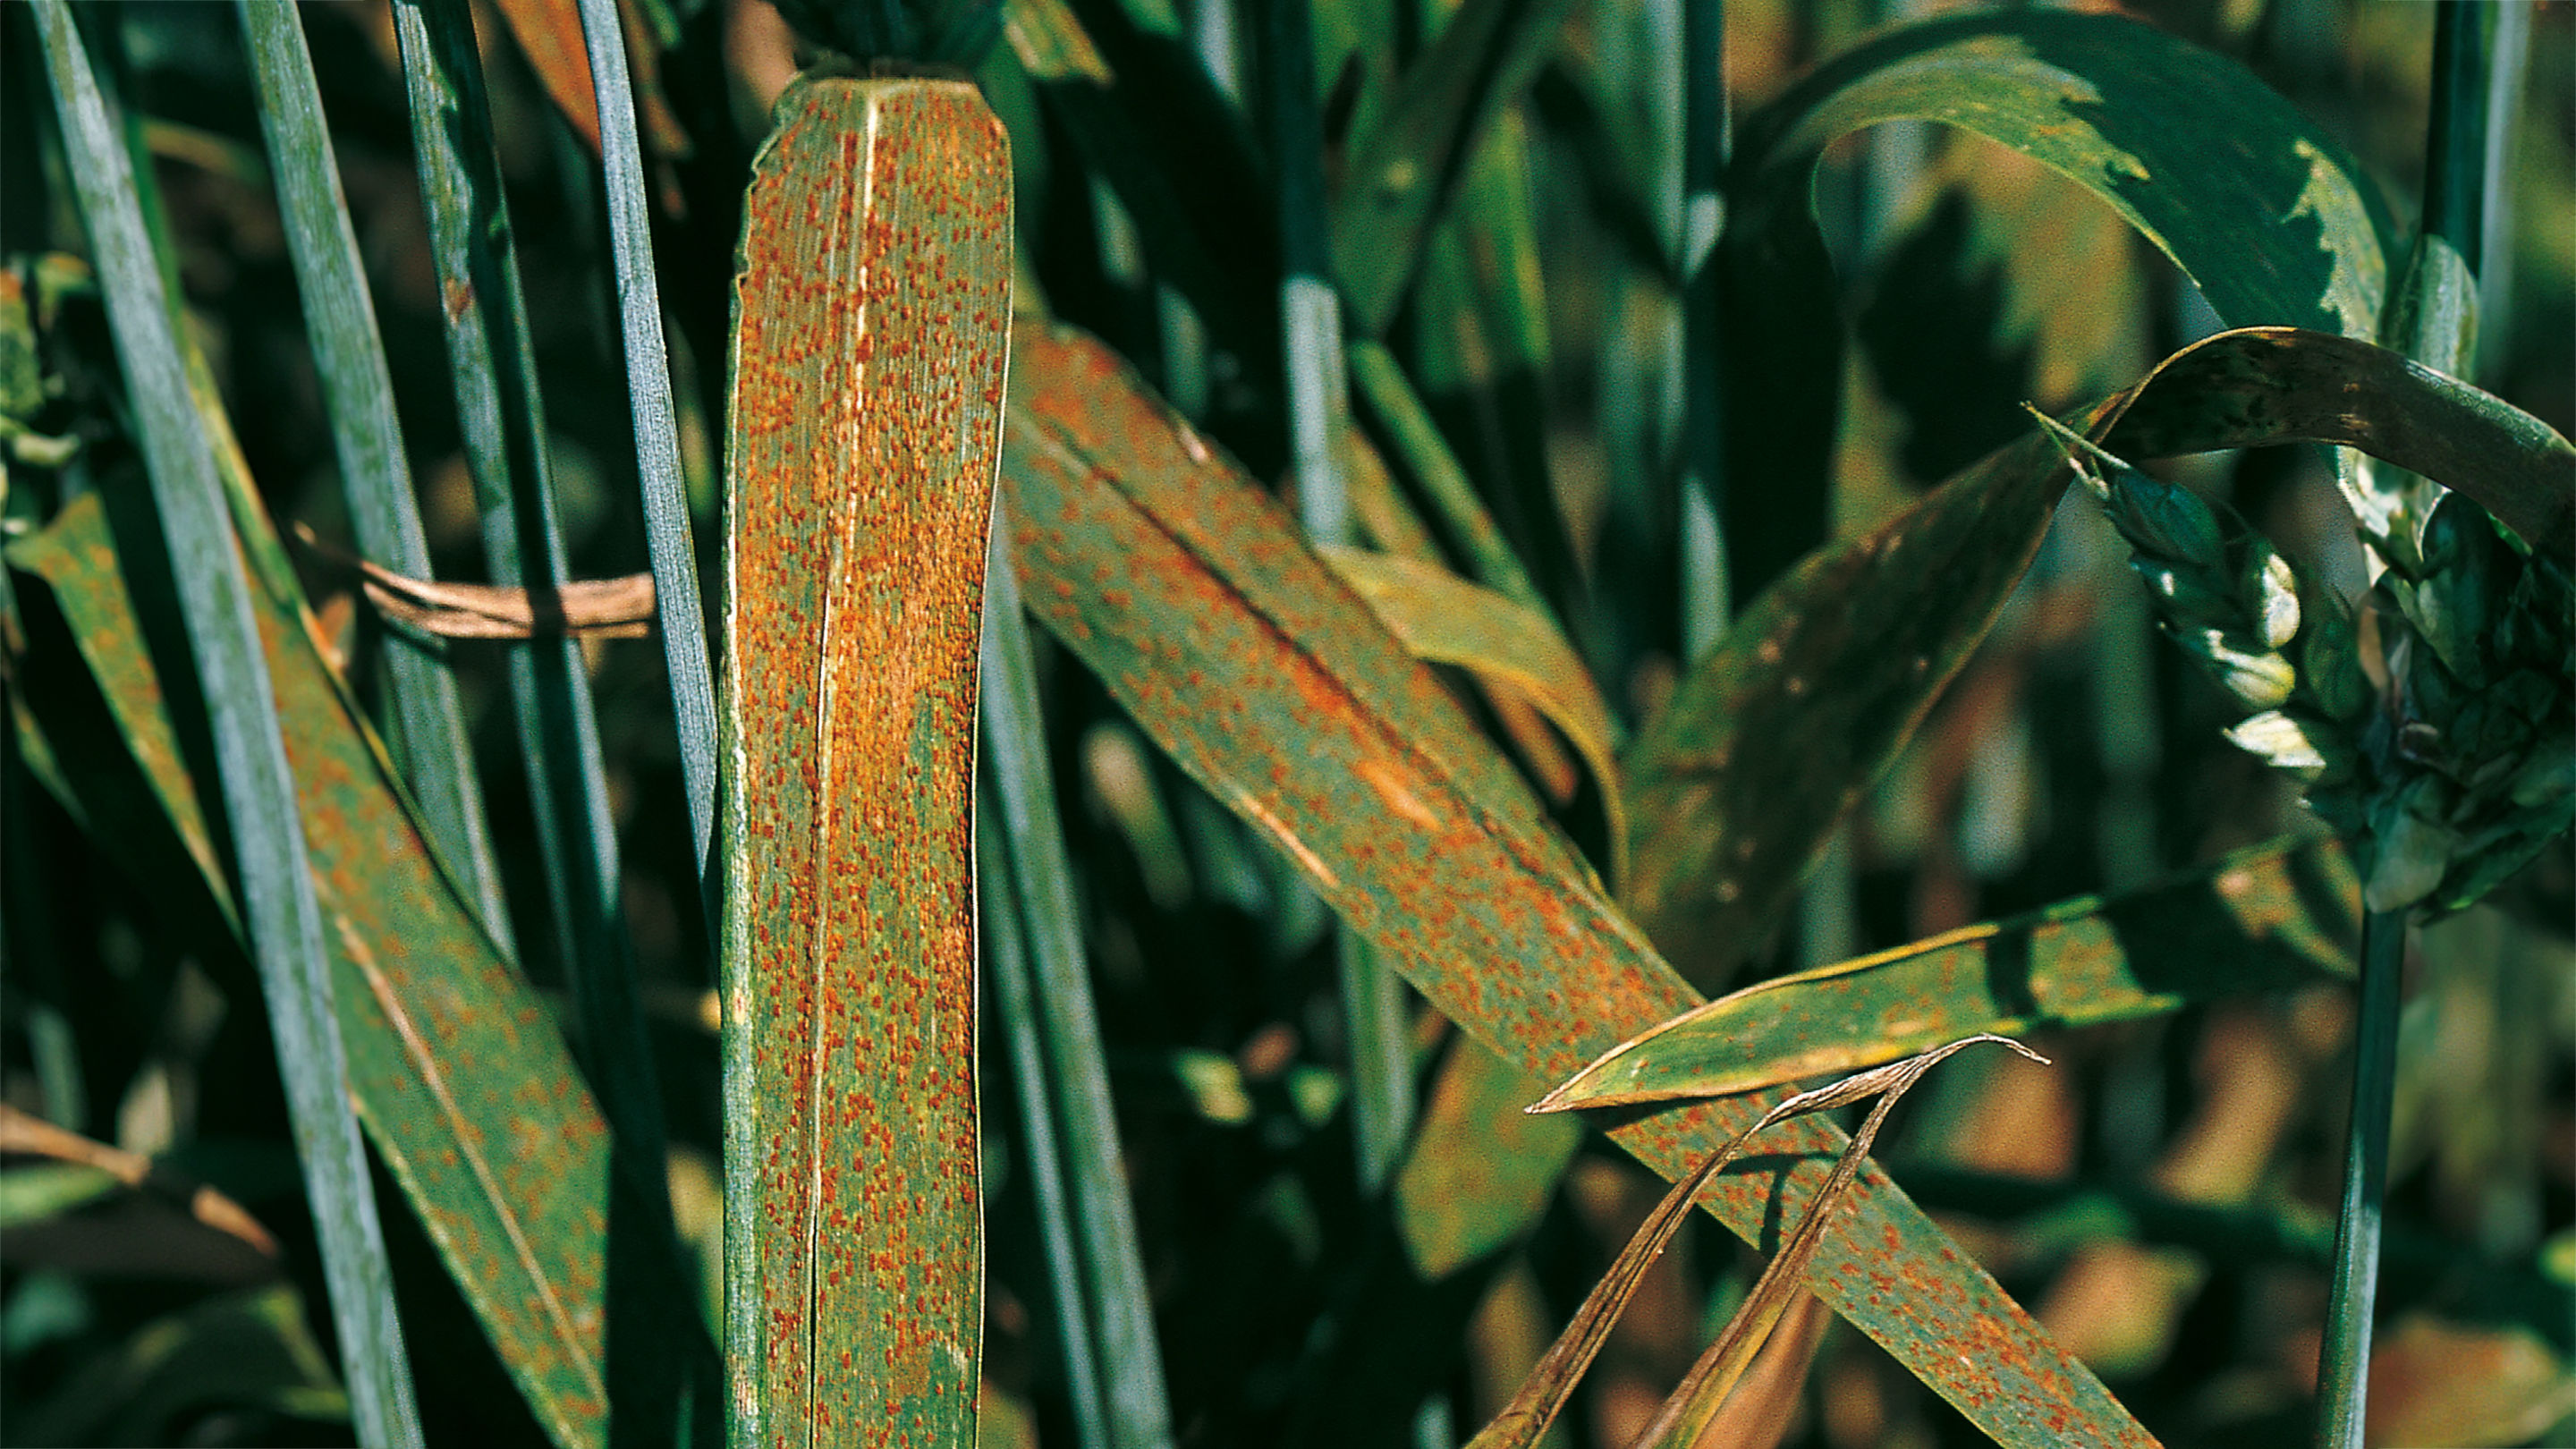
[1625,413,2106,988]
[1546,836,2357,1111]
[8,496,612,1449]
[719,77,1009,1449]
[1000,318,2157,1449]
[1319,545,1627,886]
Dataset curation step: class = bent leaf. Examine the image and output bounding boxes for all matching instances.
[2102,326,2576,564]
[1002,318,2156,1448]
[1718,7,2397,592]
[10,496,613,1449]
[1542,834,2354,1106]
[719,77,1010,1449]
[295,526,654,639]
[1319,545,1626,886]
[0,1103,276,1258]
[1627,325,2569,992]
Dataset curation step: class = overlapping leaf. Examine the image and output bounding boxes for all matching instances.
[1543,836,2357,1111]
[8,496,613,1449]
[1000,318,2157,1448]
[1717,7,2400,595]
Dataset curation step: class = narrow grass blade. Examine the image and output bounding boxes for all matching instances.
[390,0,666,1174]
[1469,1037,2046,1449]
[33,8,422,1443]
[567,0,717,891]
[978,772,1112,1449]
[1320,545,1626,885]
[233,0,513,950]
[981,503,1176,1449]
[1331,0,1581,336]
[386,4,710,1435]
[1540,835,2357,1111]
[1003,318,2156,1448]
[1626,1038,2050,1449]
[13,494,617,1449]
[720,77,1009,1448]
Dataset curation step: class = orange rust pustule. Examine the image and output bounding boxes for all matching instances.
[721,77,1008,1449]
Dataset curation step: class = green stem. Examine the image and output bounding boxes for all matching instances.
[1675,0,1726,655]
[2313,905,2404,1449]
[979,775,1113,1449]
[980,510,1176,1449]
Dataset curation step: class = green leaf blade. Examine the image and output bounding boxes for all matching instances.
[721,77,1012,1449]
[1543,836,2359,1112]
[1003,319,2157,1449]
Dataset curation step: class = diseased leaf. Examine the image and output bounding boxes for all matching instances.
[9,496,614,1449]
[1002,318,2157,1449]
[1541,835,2354,1107]
[2101,326,2576,564]
[719,77,1010,1449]
[1627,326,2568,992]
[1624,411,2106,988]
[1320,545,1626,886]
